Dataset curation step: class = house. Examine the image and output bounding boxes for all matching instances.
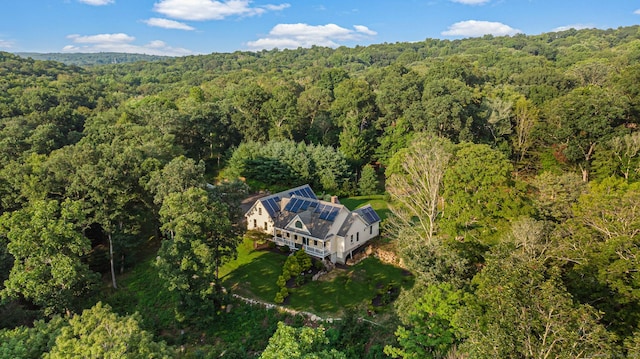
[244,184,381,264]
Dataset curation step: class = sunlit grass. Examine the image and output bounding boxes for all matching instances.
[340,194,391,221]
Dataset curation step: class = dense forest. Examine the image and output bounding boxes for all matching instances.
[1,25,640,357]
[16,52,171,66]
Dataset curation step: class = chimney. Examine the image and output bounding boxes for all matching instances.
[330,195,339,204]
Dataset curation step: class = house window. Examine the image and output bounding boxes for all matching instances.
[357,232,359,242]
[295,221,303,229]
[303,237,308,245]
[350,234,353,243]
[264,222,268,230]
[258,207,262,215]
[314,240,318,246]
[253,219,257,228]
[286,232,290,238]
[294,234,298,241]
[370,226,373,235]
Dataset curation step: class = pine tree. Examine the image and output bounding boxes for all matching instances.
[358,164,378,196]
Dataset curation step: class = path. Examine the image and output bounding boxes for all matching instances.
[230,293,382,327]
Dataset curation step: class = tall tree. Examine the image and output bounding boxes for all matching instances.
[156,187,240,322]
[386,136,452,244]
[458,241,617,358]
[0,199,98,315]
[544,86,627,181]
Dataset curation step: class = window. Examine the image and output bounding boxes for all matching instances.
[314,240,318,246]
[264,222,268,230]
[294,234,298,241]
[350,234,353,243]
[357,232,359,242]
[253,219,257,228]
[370,226,373,235]
[258,207,262,215]
[295,221,303,229]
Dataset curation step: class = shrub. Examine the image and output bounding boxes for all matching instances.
[274,292,284,304]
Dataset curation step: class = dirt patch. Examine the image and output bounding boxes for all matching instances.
[316,267,347,282]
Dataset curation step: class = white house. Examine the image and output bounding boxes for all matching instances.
[244,184,381,264]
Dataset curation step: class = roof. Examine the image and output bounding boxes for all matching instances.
[256,184,317,217]
[246,185,381,241]
[273,197,346,240]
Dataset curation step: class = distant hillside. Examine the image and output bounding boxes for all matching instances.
[15,52,171,66]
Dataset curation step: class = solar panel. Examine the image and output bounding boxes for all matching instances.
[284,198,296,212]
[360,207,380,223]
[327,211,338,222]
[303,187,317,199]
[291,199,303,212]
[288,186,317,200]
[262,198,280,217]
[300,200,311,211]
[309,202,317,208]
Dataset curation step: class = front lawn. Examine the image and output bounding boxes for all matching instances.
[220,239,287,301]
[287,257,413,317]
[221,239,412,318]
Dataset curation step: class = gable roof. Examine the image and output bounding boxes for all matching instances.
[246,184,381,241]
[274,197,346,240]
[254,184,317,217]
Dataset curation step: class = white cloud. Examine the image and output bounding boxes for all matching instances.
[67,33,135,44]
[551,24,593,32]
[354,25,377,36]
[143,18,195,30]
[634,9,640,15]
[246,23,377,50]
[63,33,193,56]
[442,20,521,37]
[0,39,13,49]
[153,0,289,21]
[263,4,290,11]
[78,0,114,5]
[450,0,490,4]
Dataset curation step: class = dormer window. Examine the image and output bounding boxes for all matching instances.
[258,207,262,215]
[295,220,303,229]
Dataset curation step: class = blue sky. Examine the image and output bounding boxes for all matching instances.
[1,0,639,56]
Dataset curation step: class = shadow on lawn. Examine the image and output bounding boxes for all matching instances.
[221,249,287,300]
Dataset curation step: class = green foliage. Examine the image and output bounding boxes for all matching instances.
[157,187,240,323]
[44,302,173,358]
[274,249,313,302]
[224,140,351,193]
[0,316,67,359]
[261,322,346,359]
[441,142,532,243]
[385,283,463,359]
[358,164,378,195]
[457,243,617,358]
[3,25,640,356]
[0,199,99,316]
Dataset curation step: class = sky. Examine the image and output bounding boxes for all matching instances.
[1,0,639,56]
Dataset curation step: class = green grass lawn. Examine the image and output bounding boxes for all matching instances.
[287,257,413,317]
[340,194,391,221]
[220,239,287,301]
[221,242,412,318]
